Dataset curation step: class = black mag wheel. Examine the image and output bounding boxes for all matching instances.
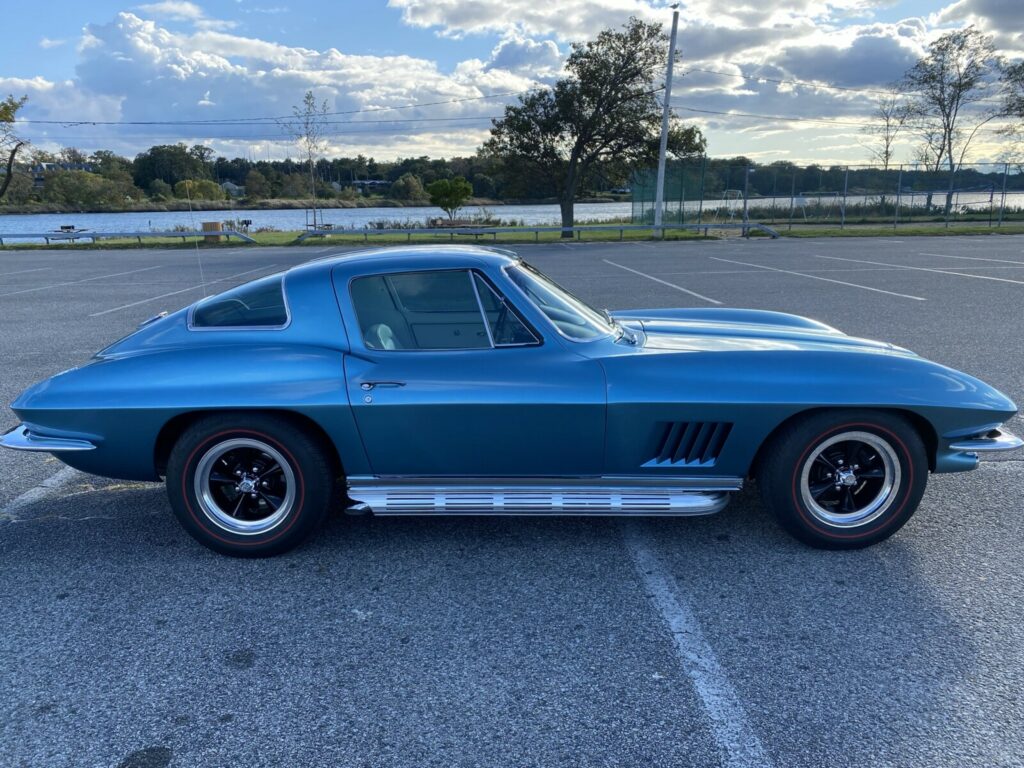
[757,410,929,549]
[166,413,336,557]
[193,438,297,536]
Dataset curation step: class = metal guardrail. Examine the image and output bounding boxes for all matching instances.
[0,229,257,246]
[296,222,779,242]
[0,222,778,247]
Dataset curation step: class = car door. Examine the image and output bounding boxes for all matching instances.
[334,264,606,478]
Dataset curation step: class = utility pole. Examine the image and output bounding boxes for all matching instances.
[653,4,679,239]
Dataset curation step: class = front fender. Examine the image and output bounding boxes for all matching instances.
[601,348,1017,477]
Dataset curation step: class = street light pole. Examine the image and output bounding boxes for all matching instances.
[653,5,679,240]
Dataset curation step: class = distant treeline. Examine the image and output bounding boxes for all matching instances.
[2,143,1021,212]
[0,143,636,209]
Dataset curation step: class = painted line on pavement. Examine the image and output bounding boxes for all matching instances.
[90,265,278,317]
[709,257,926,300]
[603,259,723,305]
[0,267,52,279]
[813,253,1024,286]
[0,266,164,298]
[0,466,81,522]
[919,251,1024,266]
[622,521,772,768]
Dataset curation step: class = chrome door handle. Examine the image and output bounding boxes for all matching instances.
[360,381,406,390]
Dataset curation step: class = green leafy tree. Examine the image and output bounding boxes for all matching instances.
[174,179,225,200]
[390,172,426,201]
[0,94,28,202]
[133,144,211,188]
[43,170,141,208]
[244,169,271,200]
[148,179,173,200]
[426,177,473,220]
[471,173,497,198]
[486,17,705,235]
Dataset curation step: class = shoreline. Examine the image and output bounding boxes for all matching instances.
[0,196,628,216]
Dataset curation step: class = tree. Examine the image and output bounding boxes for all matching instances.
[148,179,173,200]
[174,179,225,200]
[901,27,1003,212]
[244,169,271,200]
[427,177,473,220]
[281,91,329,227]
[0,95,28,202]
[42,170,142,208]
[471,173,497,198]
[861,88,909,170]
[486,17,705,235]
[390,172,426,200]
[1000,60,1024,158]
[134,144,210,188]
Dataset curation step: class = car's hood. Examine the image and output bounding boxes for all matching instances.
[611,308,913,356]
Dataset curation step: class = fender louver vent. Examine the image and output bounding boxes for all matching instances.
[647,421,733,467]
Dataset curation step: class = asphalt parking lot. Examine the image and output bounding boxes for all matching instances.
[1,235,1023,768]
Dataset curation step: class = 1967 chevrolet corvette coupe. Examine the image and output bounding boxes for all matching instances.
[2,245,1021,556]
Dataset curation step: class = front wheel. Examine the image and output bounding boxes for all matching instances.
[166,414,335,557]
[757,411,928,549]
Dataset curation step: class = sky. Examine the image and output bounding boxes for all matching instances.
[2,0,1021,165]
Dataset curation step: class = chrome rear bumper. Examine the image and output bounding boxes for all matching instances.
[0,425,96,452]
[949,428,1024,453]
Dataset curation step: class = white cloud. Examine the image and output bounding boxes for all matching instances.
[136,1,205,20]
[39,37,67,49]
[7,3,1021,165]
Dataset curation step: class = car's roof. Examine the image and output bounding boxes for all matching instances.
[287,244,520,280]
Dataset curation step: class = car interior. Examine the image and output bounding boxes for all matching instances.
[351,269,537,350]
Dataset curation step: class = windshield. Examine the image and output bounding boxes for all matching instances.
[506,262,616,341]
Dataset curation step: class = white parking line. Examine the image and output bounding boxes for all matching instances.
[919,251,1024,266]
[812,254,1024,286]
[603,259,723,305]
[0,466,81,522]
[709,257,926,301]
[89,265,279,317]
[0,265,164,298]
[622,522,772,768]
[0,267,52,279]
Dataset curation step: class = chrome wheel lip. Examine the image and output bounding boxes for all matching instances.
[194,437,296,536]
[799,430,901,529]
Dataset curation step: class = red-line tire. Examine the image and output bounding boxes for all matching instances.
[757,410,928,549]
[166,414,334,557]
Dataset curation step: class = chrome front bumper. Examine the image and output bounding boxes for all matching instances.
[0,425,96,452]
[949,428,1024,453]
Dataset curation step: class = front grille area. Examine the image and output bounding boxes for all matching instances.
[647,421,733,467]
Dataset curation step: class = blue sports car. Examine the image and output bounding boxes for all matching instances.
[2,245,1020,556]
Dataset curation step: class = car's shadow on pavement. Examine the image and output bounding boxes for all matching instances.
[0,479,984,767]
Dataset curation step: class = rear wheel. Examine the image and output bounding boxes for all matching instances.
[166,414,335,557]
[757,410,928,549]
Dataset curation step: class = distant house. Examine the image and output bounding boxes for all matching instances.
[220,181,245,197]
[31,161,96,188]
[351,179,391,193]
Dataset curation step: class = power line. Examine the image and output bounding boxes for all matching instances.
[683,66,1005,105]
[674,104,1015,131]
[15,90,528,127]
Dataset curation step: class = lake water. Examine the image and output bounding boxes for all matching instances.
[1,191,1018,238]
[0,202,634,237]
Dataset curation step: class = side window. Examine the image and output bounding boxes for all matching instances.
[472,273,540,346]
[351,270,490,351]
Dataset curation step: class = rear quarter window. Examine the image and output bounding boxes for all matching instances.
[190,275,288,328]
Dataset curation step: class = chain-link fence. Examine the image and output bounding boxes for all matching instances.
[631,160,1024,230]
